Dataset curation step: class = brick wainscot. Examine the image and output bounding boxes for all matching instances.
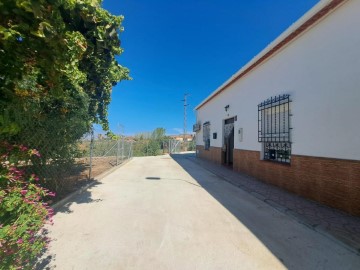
[197,146,360,216]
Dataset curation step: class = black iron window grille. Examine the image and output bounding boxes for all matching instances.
[203,122,211,150]
[258,94,292,163]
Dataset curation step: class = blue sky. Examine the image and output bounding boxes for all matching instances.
[102,0,319,136]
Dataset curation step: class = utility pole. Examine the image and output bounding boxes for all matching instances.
[182,93,189,142]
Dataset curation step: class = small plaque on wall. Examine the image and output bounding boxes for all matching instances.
[213,132,217,139]
[238,128,243,142]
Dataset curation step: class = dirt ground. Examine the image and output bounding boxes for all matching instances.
[81,156,120,178]
[51,157,126,203]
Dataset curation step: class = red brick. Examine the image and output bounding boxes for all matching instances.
[232,149,360,216]
[197,147,360,215]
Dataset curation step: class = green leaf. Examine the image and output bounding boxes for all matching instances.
[16,0,33,12]
[30,29,45,38]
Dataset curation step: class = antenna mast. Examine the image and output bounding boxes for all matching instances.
[182,93,189,142]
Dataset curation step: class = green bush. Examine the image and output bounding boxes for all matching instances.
[0,0,130,169]
[0,143,54,269]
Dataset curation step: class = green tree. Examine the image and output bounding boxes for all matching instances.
[151,127,166,140]
[0,0,130,144]
[0,1,129,268]
[133,128,168,156]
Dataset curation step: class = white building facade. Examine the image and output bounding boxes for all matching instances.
[194,0,360,215]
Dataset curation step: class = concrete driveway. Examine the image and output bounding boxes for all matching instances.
[38,154,360,270]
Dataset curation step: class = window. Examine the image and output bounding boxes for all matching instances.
[258,95,292,163]
[203,122,210,150]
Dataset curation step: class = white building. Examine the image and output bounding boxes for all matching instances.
[194,0,360,215]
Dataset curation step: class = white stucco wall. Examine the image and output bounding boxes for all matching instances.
[195,0,360,160]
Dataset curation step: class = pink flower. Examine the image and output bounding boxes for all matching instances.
[20,190,27,195]
[19,145,28,151]
[30,174,39,181]
[16,239,23,244]
[48,192,56,197]
[30,149,41,157]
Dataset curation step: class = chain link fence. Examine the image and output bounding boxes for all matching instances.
[1,128,134,202]
[30,135,193,201]
[20,136,133,202]
[84,132,134,180]
[131,138,195,156]
[2,122,195,202]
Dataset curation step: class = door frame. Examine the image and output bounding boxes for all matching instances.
[222,117,235,166]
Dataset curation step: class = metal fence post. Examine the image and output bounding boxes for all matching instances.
[121,135,124,162]
[89,129,94,180]
[117,136,120,166]
[131,141,133,158]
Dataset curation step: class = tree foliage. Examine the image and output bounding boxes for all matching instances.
[151,128,166,140]
[133,128,168,156]
[0,2,129,267]
[0,0,130,142]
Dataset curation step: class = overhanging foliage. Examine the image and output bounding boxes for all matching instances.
[0,0,130,138]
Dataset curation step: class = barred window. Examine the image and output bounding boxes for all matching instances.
[203,122,210,150]
[258,95,292,163]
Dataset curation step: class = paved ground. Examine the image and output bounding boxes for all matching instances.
[186,153,360,252]
[38,154,360,270]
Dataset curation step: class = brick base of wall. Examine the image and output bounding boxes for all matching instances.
[233,149,360,216]
[197,146,360,216]
[196,145,222,164]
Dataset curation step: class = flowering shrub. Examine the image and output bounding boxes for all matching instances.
[0,143,55,269]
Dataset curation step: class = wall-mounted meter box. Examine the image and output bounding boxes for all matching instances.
[238,128,243,142]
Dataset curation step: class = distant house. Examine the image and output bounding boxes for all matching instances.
[194,0,360,215]
[169,134,194,142]
[124,136,136,143]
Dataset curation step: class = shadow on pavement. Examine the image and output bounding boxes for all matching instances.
[34,254,54,270]
[33,227,54,270]
[145,176,202,187]
[145,177,161,180]
[55,180,103,214]
[170,153,360,269]
[34,180,103,269]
